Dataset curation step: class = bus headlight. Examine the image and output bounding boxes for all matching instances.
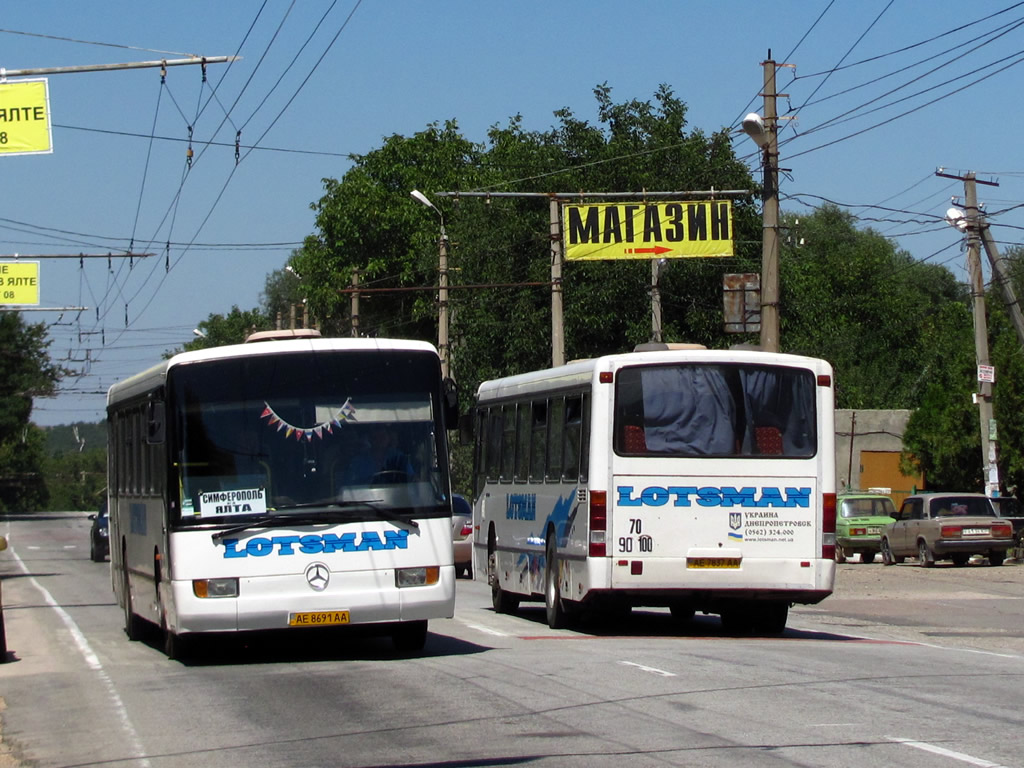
[193,578,239,598]
[395,566,440,588]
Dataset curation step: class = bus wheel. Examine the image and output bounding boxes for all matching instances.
[544,540,568,630]
[122,566,144,641]
[163,628,191,661]
[753,602,788,635]
[392,620,428,653]
[489,552,519,614]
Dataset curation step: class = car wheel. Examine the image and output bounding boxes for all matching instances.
[544,538,569,629]
[834,544,847,564]
[989,550,1006,567]
[860,551,875,564]
[917,539,934,568]
[489,551,519,614]
[880,538,895,566]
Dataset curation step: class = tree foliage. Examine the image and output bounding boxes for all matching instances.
[0,314,64,511]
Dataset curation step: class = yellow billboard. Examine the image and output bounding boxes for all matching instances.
[0,79,53,156]
[0,261,40,305]
[563,200,733,260]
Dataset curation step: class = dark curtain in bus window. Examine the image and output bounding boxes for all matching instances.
[500,404,516,482]
[514,403,531,482]
[563,395,582,481]
[529,400,548,481]
[640,366,737,455]
[738,367,816,456]
[547,398,564,481]
[485,408,503,481]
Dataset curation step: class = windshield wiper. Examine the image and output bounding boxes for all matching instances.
[210,499,418,543]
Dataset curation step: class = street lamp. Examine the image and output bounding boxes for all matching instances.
[410,189,450,378]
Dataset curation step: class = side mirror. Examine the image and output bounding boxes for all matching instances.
[147,400,166,444]
[442,378,459,429]
[458,413,475,447]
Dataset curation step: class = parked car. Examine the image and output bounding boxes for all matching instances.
[835,491,897,563]
[990,496,1024,556]
[452,494,473,578]
[88,501,109,562]
[880,492,1014,567]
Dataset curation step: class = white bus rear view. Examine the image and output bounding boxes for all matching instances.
[473,345,836,634]
[107,334,457,658]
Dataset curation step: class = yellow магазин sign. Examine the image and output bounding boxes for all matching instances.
[563,201,733,260]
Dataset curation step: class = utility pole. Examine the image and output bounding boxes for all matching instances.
[549,197,565,367]
[978,216,1024,351]
[759,57,781,353]
[939,170,1000,496]
[651,259,663,343]
[350,269,360,337]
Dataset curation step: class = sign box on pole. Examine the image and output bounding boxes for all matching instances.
[563,200,734,261]
[0,79,53,156]
[0,261,40,305]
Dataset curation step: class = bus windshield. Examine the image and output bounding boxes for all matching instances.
[169,349,448,525]
[614,362,817,458]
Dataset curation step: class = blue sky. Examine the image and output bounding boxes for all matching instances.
[2,1,1022,426]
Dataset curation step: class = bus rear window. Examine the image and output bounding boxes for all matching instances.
[613,363,817,458]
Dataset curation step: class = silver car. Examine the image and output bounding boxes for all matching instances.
[880,492,1013,567]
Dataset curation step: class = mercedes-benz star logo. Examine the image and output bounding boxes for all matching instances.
[304,562,330,591]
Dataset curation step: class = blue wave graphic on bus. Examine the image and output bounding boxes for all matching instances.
[510,489,577,585]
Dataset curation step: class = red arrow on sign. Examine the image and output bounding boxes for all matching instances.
[624,246,673,255]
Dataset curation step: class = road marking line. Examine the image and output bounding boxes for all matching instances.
[7,546,152,768]
[619,661,676,677]
[887,736,1007,767]
[460,621,508,637]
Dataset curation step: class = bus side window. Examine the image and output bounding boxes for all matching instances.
[485,407,502,483]
[563,395,582,481]
[514,402,530,483]
[547,398,564,482]
[529,400,548,482]
[500,404,516,482]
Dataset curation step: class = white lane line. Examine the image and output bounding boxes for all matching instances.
[7,545,152,768]
[619,660,676,677]
[887,736,1008,767]
[460,621,508,637]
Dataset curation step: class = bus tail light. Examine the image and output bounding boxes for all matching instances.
[821,492,836,560]
[193,578,238,598]
[589,490,607,557]
[396,566,440,587]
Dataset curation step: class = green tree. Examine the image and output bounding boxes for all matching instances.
[181,306,271,353]
[0,313,63,511]
[779,205,970,409]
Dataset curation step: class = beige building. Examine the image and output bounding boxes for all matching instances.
[835,409,923,507]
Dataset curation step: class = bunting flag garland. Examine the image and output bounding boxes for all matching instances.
[260,398,357,441]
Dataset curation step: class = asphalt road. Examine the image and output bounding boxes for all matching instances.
[2,514,1024,768]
